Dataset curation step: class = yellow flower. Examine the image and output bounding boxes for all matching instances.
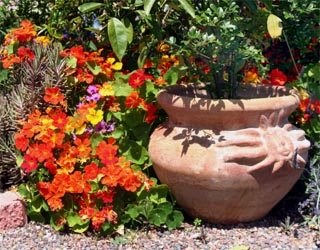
[297,88,309,100]
[76,124,87,135]
[99,82,114,96]
[86,108,103,125]
[35,36,50,46]
[106,57,123,71]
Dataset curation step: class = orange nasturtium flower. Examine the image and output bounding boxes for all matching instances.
[100,57,123,79]
[1,54,21,68]
[95,139,119,165]
[125,91,143,109]
[243,67,260,83]
[4,20,36,46]
[43,87,65,105]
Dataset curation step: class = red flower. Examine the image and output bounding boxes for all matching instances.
[17,48,35,61]
[269,68,287,86]
[125,91,143,109]
[44,160,57,175]
[14,133,29,151]
[128,69,153,88]
[21,154,38,173]
[60,46,87,67]
[299,98,310,113]
[51,112,68,130]
[296,113,311,124]
[311,100,320,114]
[143,103,158,124]
[83,162,100,180]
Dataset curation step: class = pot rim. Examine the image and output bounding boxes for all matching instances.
[157,83,301,112]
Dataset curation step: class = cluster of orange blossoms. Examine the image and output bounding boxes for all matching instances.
[1,20,50,68]
[3,20,160,230]
[14,88,154,230]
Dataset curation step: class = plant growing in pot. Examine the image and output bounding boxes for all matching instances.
[148,0,313,224]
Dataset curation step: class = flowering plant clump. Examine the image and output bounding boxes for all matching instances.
[1,20,184,234]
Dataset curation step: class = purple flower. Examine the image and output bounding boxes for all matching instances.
[76,102,85,108]
[86,93,101,102]
[87,85,98,95]
[94,120,116,133]
[71,132,77,140]
[85,128,94,134]
[95,120,107,133]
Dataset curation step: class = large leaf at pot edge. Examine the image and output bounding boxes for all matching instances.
[108,18,128,61]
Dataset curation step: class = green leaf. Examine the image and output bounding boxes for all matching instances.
[88,41,98,51]
[123,109,144,127]
[177,0,195,18]
[166,210,184,230]
[50,213,65,231]
[308,63,320,81]
[0,69,8,82]
[149,184,169,204]
[16,154,24,167]
[120,138,148,164]
[108,18,128,61]
[243,0,258,13]
[137,46,149,69]
[123,18,133,44]
[144,0,157,15]
[86,61,101,75]
[18,183,31,200]
[67,211,83,227]
[66,56,77,68]
[131,123,150,142]
[110,126,124,139]
[125,204,140,219]
[7,43,15,55]
[164,66,179,85]
[31,195,44,212]
[90,133,103,149]
[28,211,45,223]
[113,78,133,96]
[148,208,169,226]
[72,220,90,233]
[101,221,113,236]
[311,118,320,133]
[78,2,105,13]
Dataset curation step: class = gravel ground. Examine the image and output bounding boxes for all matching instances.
[1,183,319,250]
[0,212,319,250]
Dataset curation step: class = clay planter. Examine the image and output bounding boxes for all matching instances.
[148,83,310,224]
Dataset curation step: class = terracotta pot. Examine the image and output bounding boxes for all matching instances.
[148,83,310,224]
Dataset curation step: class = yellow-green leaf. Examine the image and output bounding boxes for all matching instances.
[267,14,282,38]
